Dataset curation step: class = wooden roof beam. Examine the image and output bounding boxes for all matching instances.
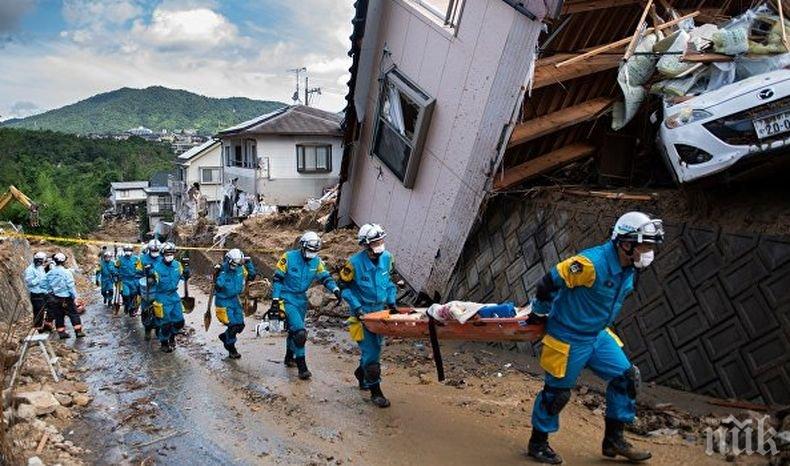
[494,143,597,190]
[562,0,643,14]
[533,53,621,89]
[508,96,615,148]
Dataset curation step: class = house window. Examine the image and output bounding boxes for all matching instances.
[223,146,231,166]
[372,68,435,188]
[408,0,464,29]
[200,167,222,185]
[297,145,332,173]
[225,142,256,168]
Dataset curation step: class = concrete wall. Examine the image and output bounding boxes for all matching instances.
[339,0,557,295]
[447,196,790,405]
[221,134,342,206]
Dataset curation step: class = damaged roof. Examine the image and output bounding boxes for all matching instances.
[217,105,343,137]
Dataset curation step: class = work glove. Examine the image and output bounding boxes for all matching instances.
[526,312,548,326]
[387,303,398,314]
[333,289,342,302]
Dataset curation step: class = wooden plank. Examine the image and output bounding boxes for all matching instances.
[494,143,597,190]
[554,11,700,69]
[561,0,641,14]
[508,97,615,148]
[681,52,733,63]
[623,0,654,61]
[533,53,621,89]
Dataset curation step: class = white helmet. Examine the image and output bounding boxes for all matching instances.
[226,248,244,266]
[611,212,664,244]
[162,242,176,255]
[123,244,134,252]
[103,250,113,258]
[299,231,322,252]
[53,252,67,264]
[33,251,47,261]
[147,239,161,252]
[358,223,387,246]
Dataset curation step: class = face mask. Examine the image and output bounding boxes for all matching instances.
[150,251,160,258]
[304,251,318,259]
[164,255,174,263]
[229,263,238,269]
[372,244,385,255]
[633,250,654,269]
[125,251,132,257]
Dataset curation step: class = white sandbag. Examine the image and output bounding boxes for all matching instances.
[657,30,695,77]
[712,26,749,55]
[612,34,659,131]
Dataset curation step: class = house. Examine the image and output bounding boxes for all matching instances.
[339,0,790,407]
[170,139,223,221]
[110,181,148,217]
[216,105,343,207]
[337,0,555,297]
[144,171,175,238]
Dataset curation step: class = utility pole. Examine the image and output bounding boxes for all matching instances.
[304,76,322,107]
[287,67,307,104]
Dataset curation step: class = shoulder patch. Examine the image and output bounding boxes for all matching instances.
[340,261,355,282]
[276,254,288,273]
[556,255,596,288]
[569,260,584,275]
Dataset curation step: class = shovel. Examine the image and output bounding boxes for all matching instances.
[204,267,221,331]
[113,281,122,316]
[182,278,195,313]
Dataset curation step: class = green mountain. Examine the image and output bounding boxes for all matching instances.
[0,128,174,236]
[3,86,286,135]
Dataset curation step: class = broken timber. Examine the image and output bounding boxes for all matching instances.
[533,54,621,89]
[508,97,615,148]
[494,143,596,190]
[561,0,642,14]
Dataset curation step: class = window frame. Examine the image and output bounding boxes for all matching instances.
[296,144,333,174]
[371,68,436,189]
[200,166,222,185]
[407,0,465,30]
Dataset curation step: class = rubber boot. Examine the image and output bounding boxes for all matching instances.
[602,418,652,462]
[295,357,311,380]
[144,327,153,341]
[169,334,176,348]
[284,348,296,368]
[228,344,241,359]
[75,329,86,338]
[527,430,563,464]
[160,341,173,353]
[58,331,70,340]
[219,333,233,355]
[354,366,366,390]
[369,384,390,408]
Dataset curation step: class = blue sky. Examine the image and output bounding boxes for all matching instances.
[0,0,355,119]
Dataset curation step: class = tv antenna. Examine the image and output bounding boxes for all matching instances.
[287,67,307,104]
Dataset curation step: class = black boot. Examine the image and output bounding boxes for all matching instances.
[144,327,153,341]
[75,329,86,338]
[169,334,176,348]
[369,384,390,408]
[228,344,241,359]
[602,418,651,462]
[354,366,366,390]
[295,357,311,380]
[160,341,173,353]
[527,430,563,464]
[219,333,233,355]
[58,331,70,340]
[284,348,296,368]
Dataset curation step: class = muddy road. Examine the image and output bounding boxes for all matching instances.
[64,286,734,465]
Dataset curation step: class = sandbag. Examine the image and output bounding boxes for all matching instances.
[612,34,659,131]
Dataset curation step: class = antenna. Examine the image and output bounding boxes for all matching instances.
[287,67,307,104]
[304,75,322,107]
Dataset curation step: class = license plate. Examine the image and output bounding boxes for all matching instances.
[754,111,790,139]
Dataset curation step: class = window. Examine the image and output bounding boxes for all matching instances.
[297,145,332,173]
[409,0,464,29]
[372,69,435,188]
[200,167,222,184]
[225,141,256,168]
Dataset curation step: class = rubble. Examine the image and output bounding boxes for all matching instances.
[14,391,59,416]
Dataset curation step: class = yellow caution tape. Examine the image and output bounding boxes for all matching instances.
[4,231,279,254]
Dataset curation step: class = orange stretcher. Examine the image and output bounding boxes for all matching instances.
[361,309,545,342]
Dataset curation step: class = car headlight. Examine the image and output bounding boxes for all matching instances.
[664,109,713,129]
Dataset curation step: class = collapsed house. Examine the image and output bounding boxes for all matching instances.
[338,0,790,406]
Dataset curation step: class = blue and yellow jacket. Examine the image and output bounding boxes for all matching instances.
[96,259,118,284]
[339,250,397,316]
[216,261,247,300]
[116,255,140,282]
[532,241,635,341]
[272,250,338,301]
[150,259,188,305]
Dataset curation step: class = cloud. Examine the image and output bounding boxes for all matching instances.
[0,0,36,33]
[131,7,244,51]
[6,100,40,118]
[62,0,142,26]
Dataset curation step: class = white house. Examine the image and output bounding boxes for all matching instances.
[110,181,148,217]
[216,105,343,207]
[144,185,173,238]
[337,0,557,297]
[171,139,223,221]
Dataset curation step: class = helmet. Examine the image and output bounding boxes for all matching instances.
[299,231,322,252]
[103,250,113,258]
[53,252,67,264]
[147,239,161,252]
[123,244,133,252]
[611,212,664,244]
[225,248,243,266]
[33,251,47,261]
[162,242,176,255]
[358,223,387,246]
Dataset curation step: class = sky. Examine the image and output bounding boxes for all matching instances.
[0,0,356,120]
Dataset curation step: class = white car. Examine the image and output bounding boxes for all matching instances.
[657,68,790,183]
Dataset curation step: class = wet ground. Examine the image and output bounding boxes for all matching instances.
[64,287,739,465]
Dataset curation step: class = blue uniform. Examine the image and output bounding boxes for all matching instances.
[530,241,637,434]
[339,250,396,388]
[26,263,51,329]
[215,262,248,346]
[150,259,189,344]
[273,250,339,358]
[44,265,83,333]
[96,259,118,303]
[25,264,48,294]
[116,254,141,306]
[136,253,161,331]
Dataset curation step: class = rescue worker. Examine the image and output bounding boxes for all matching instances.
[25,251,52,332]
[270,232,340,380]
[339,224,397,408]
[44,252,85,339]
[214,249,251,359]
[136,239,162,340]
[96,250,118,307]
[526,212,663,464]
[116,244,141,317]
[148,243,189,353]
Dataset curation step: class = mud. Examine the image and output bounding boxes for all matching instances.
[61,282,751,465]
